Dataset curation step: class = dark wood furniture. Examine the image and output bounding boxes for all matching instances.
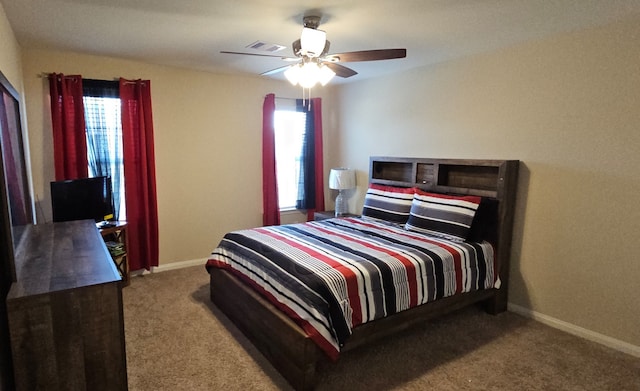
[99,221,130,286]
[1,69,34,390]
[209,157,519,390]
[313,210,360,221]
[6,220,128,391]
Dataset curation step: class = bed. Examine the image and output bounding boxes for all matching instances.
[206,157,519,390]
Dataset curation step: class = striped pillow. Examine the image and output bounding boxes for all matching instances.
[405,190,481,242]
[361,184,415,224]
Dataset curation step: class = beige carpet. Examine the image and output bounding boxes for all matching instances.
[122,266,640,390]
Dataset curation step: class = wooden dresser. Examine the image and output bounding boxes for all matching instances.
[6,220,128,391]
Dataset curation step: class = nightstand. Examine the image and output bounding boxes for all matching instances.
[314,210,360,221]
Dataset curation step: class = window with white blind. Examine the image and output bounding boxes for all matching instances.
[83,94,126,220]
[273,109,307,210]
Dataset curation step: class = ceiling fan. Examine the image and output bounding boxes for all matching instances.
[221,15,406,88]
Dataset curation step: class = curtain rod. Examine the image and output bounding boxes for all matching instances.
[38,72,77,79]
[38,72,86,79]
[38,73,146,85]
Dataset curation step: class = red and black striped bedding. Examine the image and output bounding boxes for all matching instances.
[206,217,497,360]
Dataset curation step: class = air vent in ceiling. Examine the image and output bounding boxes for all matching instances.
[246,41,286,52]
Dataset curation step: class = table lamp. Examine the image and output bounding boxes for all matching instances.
[328,168,356,217]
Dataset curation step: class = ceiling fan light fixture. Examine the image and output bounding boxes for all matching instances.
[318,64,336,86]
[284,64,301,85]
[300,27,326,57]
[298,62,320,88]
[285,61,336,88]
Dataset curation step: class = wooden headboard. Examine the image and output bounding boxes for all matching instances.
[369,157,519,312]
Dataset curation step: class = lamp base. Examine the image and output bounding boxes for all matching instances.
[335,191,348,217]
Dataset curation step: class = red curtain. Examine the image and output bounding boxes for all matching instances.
[119,78,159,271]
[307,98,325,221]
[262,93,280,226]
[48,73,88,180]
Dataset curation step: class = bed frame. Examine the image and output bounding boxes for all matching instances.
[209,157,519,390]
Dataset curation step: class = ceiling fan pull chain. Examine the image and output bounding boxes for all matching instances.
[300,87,312,111]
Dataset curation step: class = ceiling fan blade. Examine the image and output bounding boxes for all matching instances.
[220,51,298,61]
[325,63,358,78]
[325,49,406,63]
[261,65,292,76]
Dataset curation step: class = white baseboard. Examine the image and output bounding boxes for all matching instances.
[152,258,207,273]
[508,303,640,358]
[129,258,207,277]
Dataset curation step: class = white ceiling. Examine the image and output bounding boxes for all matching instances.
[3,0,640,83]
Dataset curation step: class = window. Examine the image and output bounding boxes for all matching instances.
[274,109,306,210]
[83,80,125,220]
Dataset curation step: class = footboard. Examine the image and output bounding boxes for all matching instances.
[209,268,322,390]
[210,268,501,390]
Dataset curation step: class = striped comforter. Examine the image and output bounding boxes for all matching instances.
[206,217,496,360]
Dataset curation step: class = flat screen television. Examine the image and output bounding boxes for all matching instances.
[50,176,114,224]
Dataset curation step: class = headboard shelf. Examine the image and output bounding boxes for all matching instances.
[371,160,413,183]
[437,164,499,191]
[370,157,517,200]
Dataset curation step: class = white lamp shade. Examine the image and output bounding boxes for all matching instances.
[329,168,356,190]
[284,65,301,85]
[318,64,336,86]
[285,62,336,88]
[298,62,320,88]
[300,27,326,57]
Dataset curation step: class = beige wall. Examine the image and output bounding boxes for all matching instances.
[20,48,332,267]
[0,2,23,92]
[0,3,34,222]
[332,16,640,349]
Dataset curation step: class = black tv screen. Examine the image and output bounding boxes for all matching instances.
[51,176,114,223]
